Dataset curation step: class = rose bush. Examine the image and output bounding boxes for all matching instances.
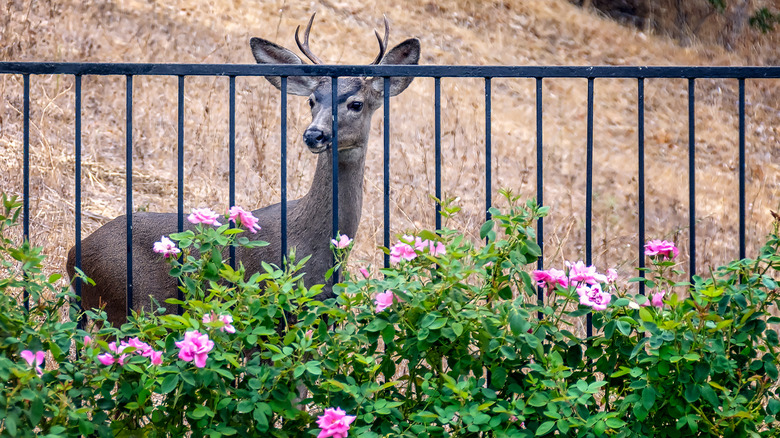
[0,190,778,437]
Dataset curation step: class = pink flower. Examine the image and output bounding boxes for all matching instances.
[203,313,236,334]
[20,350,45,376]
[644,240,679,260]
[187,208,222,226]
[532,268,568,289]
[359,267,370,279]
[566,261,608,285]
[413,236,428,251]
[153,236,180,258]
[125,337,152,355]
[316,407,356,438]
[175,331,214,368]
[305,329,314,340]
[651,290,666,308]
[577,284,611,311]
[330,234,352,249]
[149,350,163,366]
[228,206,261,233]
[389,241,416,264]
[83,336,93,346]
[97,353,115,366]
[606,269,618,283]
[375,290,395,313]
[428,240,446,257]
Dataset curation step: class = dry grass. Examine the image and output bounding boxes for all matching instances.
[0,0,778,293]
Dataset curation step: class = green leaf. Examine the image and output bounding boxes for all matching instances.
[767,399,780,416]
[535,420,555,436]
[684,384,701,403]
[480,220,495,240]
[638,307,653,322]
[237,400,254,413]
[30,397,44,426]
[500,346,517,360]
[160,374,179,394]
[641,387,656,410]
[605,418,626,428]
[528,392,549,407]
[254,406,269,432]
[452,322,464,337]
[616,320,632,336]
[6,411,17,436]
[508,312,525,336]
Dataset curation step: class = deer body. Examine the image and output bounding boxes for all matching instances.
[66,15,420,325]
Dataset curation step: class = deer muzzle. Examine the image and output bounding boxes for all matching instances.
[303,127,332,153]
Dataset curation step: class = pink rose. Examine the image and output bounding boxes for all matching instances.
[532,268,568,290]
[203,313,236,334]
[228,206,261,233]
[428,240,446,257]
[330,234,352,249]
[175,331,214,368]
[374,290,395,313]
[389,242,416,264]
[359,267,370,279]
[187,208,222,226]
[577,284,611,311]
[651,290,666,308]
[316,407,356,438]
[566,261,608,285]
[153,236,180,258]
[644,240,679,260]
[97,353,115,366]
[20,350,45,376]
[149,350,163,366]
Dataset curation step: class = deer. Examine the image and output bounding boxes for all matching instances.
[66,14,421,325]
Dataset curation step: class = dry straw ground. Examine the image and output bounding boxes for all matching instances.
[0,0,778,294]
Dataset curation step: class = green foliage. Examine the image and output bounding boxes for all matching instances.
[750,7,780,33]
[0,190,779,437]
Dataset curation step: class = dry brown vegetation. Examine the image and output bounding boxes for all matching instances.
[0,0,778,293]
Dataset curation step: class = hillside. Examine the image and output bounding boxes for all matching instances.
[0,0,778,288]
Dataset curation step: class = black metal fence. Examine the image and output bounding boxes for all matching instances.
[1,62,779,332]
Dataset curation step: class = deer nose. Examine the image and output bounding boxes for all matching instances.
[303,128,331,149]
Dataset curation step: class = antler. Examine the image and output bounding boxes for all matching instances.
[295,13,389,65]
[295,13,324,65]
[370,15,390,65]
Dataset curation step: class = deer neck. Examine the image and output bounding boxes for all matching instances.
[297,148,366,239]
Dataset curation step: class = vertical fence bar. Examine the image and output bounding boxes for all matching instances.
[281,77,288,264]
[535,78,544,318]
[177,75,185,310]
[738,78,746,260]
[331,77,340,280]
[22,74,30,311]
[688,79,696,280]
[384,77,391,268]
[637,78,646,296]
[229,76,236,269]
[586,77,594,338]
[177,76,185,234]
[485,77,492,223]
[125,75,134,318]
[74,75,83,325]
[434,77,442,232]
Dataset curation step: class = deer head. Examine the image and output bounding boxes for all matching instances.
[249,13,420,161]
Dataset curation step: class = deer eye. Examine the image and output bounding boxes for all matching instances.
[347,101,363,112]
[308,98,315,108]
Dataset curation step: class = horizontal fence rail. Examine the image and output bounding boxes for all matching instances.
[2,61,779,336]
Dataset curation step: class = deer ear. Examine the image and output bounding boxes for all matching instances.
[372,38,421,97]
[250,37,320,96]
